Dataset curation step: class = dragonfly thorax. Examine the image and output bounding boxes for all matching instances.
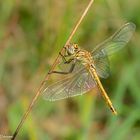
[65,43,95,68]
[76,50,94,66]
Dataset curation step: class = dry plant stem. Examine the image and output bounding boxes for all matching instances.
[10,0,95,140]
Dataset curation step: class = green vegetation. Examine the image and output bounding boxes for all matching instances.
[0,0,140,140]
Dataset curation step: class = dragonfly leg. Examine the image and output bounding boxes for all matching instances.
[48,63,75,75]
[59,52,74,64]
[59,52,67,63]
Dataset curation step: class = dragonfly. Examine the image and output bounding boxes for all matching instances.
[42,22,136,115]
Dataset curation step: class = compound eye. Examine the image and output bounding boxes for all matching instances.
[71,46,75,54]
[74,44,78,49]
[66,45,74,55]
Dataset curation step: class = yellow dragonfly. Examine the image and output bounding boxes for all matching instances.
[43,22,135,115]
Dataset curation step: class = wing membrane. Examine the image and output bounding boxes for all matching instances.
[92,22,136,57]
[94,51,110,78]
[92,22,135,78]
[43,69,96,101]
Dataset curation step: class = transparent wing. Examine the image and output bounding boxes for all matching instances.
[92,22,136,57]
[92,22,135,78]
[94,51,110,78]
[43,69,96,101]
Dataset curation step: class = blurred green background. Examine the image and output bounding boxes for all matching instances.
[0,0,140,140]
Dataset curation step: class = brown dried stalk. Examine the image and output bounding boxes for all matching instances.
[7,0,95,139]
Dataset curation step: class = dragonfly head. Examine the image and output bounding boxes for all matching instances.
[65,43,79,55]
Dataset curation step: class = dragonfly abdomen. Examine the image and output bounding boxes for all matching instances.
[87,65,117,115]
